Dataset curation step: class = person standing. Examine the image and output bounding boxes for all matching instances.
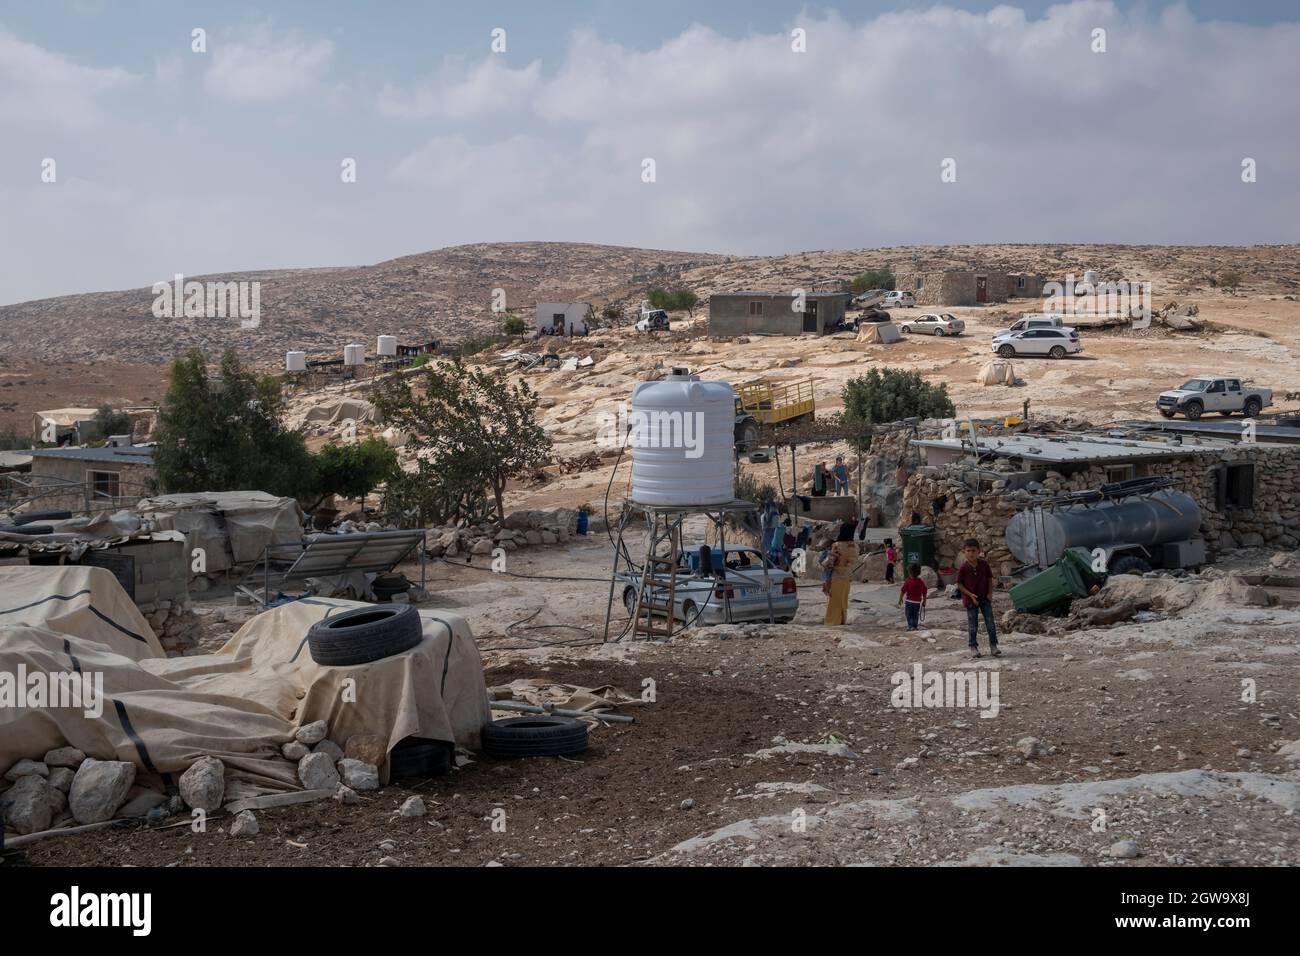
[957,538,1000,658]
[884,539,897,584]
[821,522,858,625]
[897,562,928,631]
[832,456,849,496]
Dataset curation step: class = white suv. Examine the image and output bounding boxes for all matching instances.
[993,327,1081,359]
[882,291,915,309]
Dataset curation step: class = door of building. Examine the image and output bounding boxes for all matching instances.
[803,300,818,333]
[976,276,988,303]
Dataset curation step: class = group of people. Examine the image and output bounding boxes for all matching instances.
[817,525,999,658]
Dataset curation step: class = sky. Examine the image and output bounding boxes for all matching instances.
[1,0,1297,304]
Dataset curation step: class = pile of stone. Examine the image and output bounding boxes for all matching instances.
[139,597,203,656]
[425,507,585,560]
[0,719,390,839]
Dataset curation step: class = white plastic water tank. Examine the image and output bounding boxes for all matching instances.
[343,344,365,366]
[1081,270,1099,291]
[285,350,307,372]
[628,378,735,506]
[377,335,397,357]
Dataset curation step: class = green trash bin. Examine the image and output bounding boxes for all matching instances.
[900,524,936,572]
[1010,548,1106,614]
[1063,546,1108,590]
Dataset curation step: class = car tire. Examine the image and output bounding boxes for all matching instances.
[1110,555,1152,575]
[997,344,1015,358]
[388,736,453,779]
[934,328,944,336]
[13,511,71,525]
[0,524,54,535]
[1049,345,1066,359]
[901,325,911,334]
[306,604,423,666]
[481,716,589,758]
[680,599,700,628]
[1183,401,1203,421]
[623,586,638,616]
[1159,409,1176,418]
[1244,398,1262,417]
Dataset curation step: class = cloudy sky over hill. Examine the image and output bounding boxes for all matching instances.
[1,0,1297,303]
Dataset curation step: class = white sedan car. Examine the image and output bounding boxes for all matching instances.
[899,312,965,336]
[993,327,1082,359]
[881,291,916,308]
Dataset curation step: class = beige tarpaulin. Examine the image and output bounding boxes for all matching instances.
[137,491,305,566]
[0,568,491,797]
[857,322,901,344]
[0,566,164,660]
[302,398,382,426]
[977,359,1016,386]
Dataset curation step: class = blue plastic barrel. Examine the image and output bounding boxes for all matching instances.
[576,510,589,535]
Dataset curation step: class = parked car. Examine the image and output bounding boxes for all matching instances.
[1156,376,1272,420]
[993,327,1081,359]
[882,291,916,309]
[619,545,799,626]
[852,289,887,308]
[994,314,1066,337]
[899,313,965,336]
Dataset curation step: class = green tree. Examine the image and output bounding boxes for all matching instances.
[372,358,552,524]
[851,269,896,294]
[842,368,955,427]
[646,286,700,316]
[93,404,132,439]
[152,348,317,498]
[1219,270,1243,294]
[309,436,399,510]
[502,312,527,335]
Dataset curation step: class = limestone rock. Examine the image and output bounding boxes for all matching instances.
[1,774,53,834]
[43,747,87,769]
[178,756,225,812]
[398,795,426,818]
[230,809,259,837]
[313,739,344,761]
[338,759,380,791]
[295,720,329,745]
[3,759,48,782]
[345,733,387,768]
[1016,736,1047,759]
[297,752,341,791]
[69,758,137,823]
[48,766,76,793]
[281,741,310,761]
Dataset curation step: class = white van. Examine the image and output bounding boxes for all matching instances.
[994,314,1066,338]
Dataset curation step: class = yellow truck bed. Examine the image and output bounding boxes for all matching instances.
[736,379,816,425]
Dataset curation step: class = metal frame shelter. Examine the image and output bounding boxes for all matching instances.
[254,528,427,606]
[602,498,777,642]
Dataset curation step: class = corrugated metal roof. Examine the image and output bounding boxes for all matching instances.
[712,291,850,298]
[912,434,1216,465]
[29,446,155,465]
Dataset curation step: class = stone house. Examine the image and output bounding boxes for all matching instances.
[26,445,156,512]
[892,270,1012,307]
[708,292,849,337]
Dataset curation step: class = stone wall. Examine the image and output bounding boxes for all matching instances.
[893,271,1011,307]
[900,443,1300,575]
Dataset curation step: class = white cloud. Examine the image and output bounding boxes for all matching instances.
[203,22,334,103]
[377,57,542,120]
[0,26,136,128]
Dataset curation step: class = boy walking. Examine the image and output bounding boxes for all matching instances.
[957,538,1000,658]
[897,562,927,631]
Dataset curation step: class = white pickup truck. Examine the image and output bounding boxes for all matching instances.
[1156,376,1272,420]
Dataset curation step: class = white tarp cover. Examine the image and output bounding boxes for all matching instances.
[0,568,491,796]
[857,322,902,344]
[137,491,305,566]
[977,360,1016,386]
[302,398,382,426]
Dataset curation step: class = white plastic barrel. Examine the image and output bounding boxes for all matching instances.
[343,344,365,366]
[285,351,307,372]
[628,379,735,506]
[377,335,397,357]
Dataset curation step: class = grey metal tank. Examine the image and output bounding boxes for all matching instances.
[1006,488,1202,566]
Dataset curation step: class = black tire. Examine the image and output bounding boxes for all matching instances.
[1159,409,1176,418]
[997,344,1015,358]
[306,604,423,666]
[481,716,589,758]
[1049,345,1066,359]
[1110,555,1151,575]
[1218,410,1235,417]
[736,418,760,451]
[934,328,945,336]
[1183,401,1203,420]
[901,325,911,334]
[1244,397,1262,417]
[623,586,638,616]
[13,511,70,525]
[388,737,452,779]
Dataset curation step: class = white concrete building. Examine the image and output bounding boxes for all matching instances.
[535,302,590,336]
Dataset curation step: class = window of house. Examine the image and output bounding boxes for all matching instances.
[1105,464,1136,484]
[916,277,925,290]
[1217,463,1255,510]
[88,470,121,500]
[1017,276,1027,290]
[749,301,764,316]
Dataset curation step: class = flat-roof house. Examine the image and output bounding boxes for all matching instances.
[26,444,156,512]
[708,292,849,337]
[535,302,590,336]
[893,270,1012,307]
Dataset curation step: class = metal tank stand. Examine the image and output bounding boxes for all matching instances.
[602,498,774,642]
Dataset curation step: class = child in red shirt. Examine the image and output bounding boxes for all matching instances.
[897,562,928,631]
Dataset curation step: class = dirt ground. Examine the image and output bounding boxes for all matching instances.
[15,540,1299,868]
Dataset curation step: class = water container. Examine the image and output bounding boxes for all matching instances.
[377,335,397,357]
[343,344,365,366]
[629,379,735,506]
[576,510,589,536]
[286,351,307,372]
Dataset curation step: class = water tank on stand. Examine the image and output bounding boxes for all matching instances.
[629,378,735,506]
[377,335,397,357]
[343,344,365,366]
[285,351,307,372]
